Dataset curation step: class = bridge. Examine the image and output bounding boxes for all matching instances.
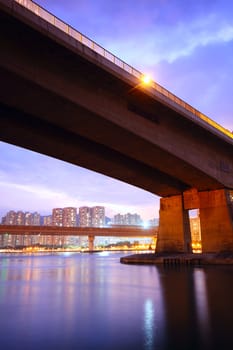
[0,0,232,253]
[0,225,157,250]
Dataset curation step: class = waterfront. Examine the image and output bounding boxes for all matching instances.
[0,252,232,350]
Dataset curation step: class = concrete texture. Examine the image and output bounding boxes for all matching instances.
[200,189,233,252]
[157,189,233,253]
[156,195,192,253]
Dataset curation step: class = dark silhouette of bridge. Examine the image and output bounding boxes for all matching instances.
[0,0,232,253]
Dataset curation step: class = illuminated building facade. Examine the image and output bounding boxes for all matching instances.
[190,216,202,252]
[43,215,52,226]
[92,206,105,227]
[79,207,92,227]
[0,210,41,247]
[52,208,63,226]
[63,207,77,227]
[2,210,16,225]
[62,207,78,247]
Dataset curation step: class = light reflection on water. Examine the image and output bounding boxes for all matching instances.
[0,252,233,350]
[144,299,154,349]
[194,269,211,348]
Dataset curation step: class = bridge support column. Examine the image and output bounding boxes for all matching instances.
[88,235,95,251]
[156,195,192,253]
[199,189,233,253]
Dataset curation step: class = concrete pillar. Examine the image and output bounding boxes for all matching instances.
[199,189,233,253]
[156,195,192,253]
[88,235,95,251]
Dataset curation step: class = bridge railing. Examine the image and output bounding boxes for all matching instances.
[14,0,233,140]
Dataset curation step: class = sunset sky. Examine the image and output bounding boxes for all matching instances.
[1,0,233,221]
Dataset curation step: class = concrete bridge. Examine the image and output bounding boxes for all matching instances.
[0,0,232,253]
[0,225,157,251]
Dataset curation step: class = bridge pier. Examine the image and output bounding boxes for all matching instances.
[88,235,95,251]
[156,188,233,253]
[156,195,192,253]
[199,189,233,252]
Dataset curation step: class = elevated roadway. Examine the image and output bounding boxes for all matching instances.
[0,225,157,237]
[0,225,157,250]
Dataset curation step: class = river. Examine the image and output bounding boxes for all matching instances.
[0,251,232,350]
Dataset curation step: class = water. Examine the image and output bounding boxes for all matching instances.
[0,252,232,350]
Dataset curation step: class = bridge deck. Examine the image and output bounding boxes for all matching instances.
[0,0,232,196]
[0,225,157,237]
[10,0,233,142]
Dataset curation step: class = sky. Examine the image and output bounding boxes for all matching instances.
[1,0,233,221]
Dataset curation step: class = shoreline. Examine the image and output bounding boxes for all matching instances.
[0,248,151,254]
[120,252,233,265]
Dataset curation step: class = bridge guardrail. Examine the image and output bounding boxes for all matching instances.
[14,0,233,141]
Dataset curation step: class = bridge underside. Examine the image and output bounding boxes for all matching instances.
[0,7,232,197]
[0,1,233,252]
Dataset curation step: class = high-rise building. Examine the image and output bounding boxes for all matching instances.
[91,206,105,227]
[124,213,142,226]
[78,206,105,247]
[43,215,52,226]
[24,212,32,225]
[50,207,78,246]
[190,217,201,242]
[1,216,6,225]
[31,212,40,225]
[63,207,77,227]
[2,210,41,226]
[79,206,105,227]
[4,210,17,225]
[79,207,92,227]
[113,214,124,225]
[15,211,25,225]
[113,212,142,226]
[148,218,159,227]
[52,208,63,226]
[62,207,77,246]
[51,208,64,246]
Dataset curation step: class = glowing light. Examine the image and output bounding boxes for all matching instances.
[98,251,109,256]
[141,74,152,85]
[142,221,149,229]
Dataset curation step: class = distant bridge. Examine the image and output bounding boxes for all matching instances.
[0,225,157,237]
[0,225,157,250]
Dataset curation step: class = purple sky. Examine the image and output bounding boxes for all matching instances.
[1,0,233,221]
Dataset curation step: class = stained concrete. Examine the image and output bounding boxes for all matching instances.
[157,189,233,253]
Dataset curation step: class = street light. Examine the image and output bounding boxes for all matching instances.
[141,74,152,85]
[129,74,153,94]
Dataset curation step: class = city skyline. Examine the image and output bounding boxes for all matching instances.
[1,206,153,225]
[1,0,233,221]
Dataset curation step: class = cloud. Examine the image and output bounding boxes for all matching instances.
[0,143,159,220]
[0,177,159,220]
[153,38,233,131]
[103,14,233,69]
[35,0,233,74]
[0,181,68,200]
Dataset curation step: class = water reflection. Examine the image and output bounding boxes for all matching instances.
[194,269,211,348]
[0,253,233,350]
[144,299,154,349]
